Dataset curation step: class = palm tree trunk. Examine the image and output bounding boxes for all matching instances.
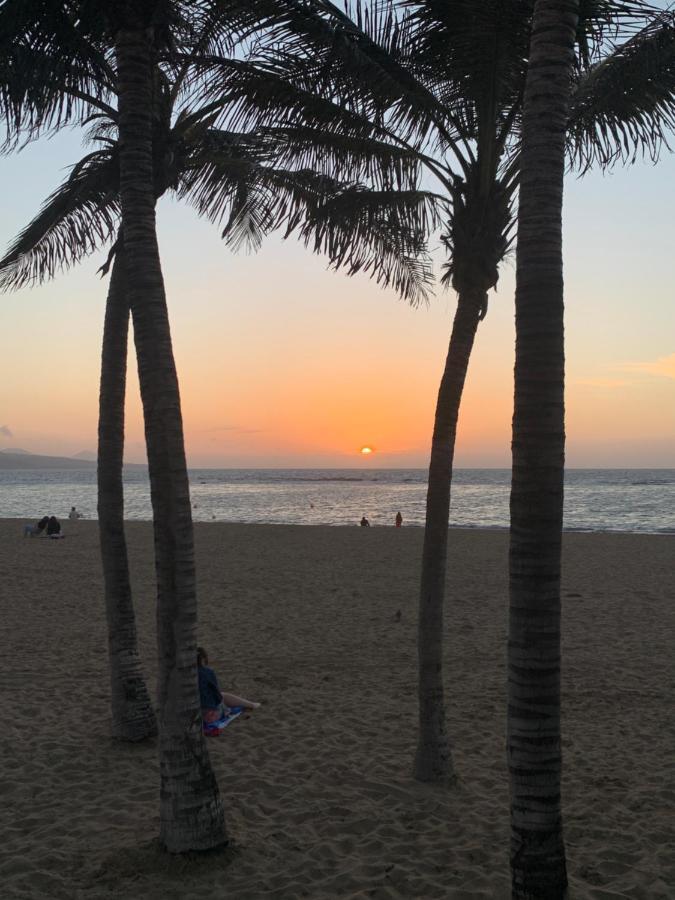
[98,246,157,742]
[415,288,484,784]
[115,27,225,852]
[508,1,578,896]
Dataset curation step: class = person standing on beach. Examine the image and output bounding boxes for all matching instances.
[395,511,403,528]
[360,516,370,527]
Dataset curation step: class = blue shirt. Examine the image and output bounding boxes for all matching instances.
[198,665,222,709]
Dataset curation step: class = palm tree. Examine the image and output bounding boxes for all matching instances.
[0,0,227,849]
[1,0,432,751]
[186,7,524,784]
[0,6,157,745]
[96,241,161,742]
[114,18,228,850]
[508,1,675,894]
[0,6,435,848]
[2,161,158,748]
[508,1,578,894]
[203,0,675,784]
[0,3,160,748]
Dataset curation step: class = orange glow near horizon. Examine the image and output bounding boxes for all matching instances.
[360,446,374,455]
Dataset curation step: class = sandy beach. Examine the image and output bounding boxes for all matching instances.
[0,519,673,899]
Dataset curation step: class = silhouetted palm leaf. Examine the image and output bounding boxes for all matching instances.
[569,10,675,169]
[0,147,119,289]
[179,127,437,302]
[256,125,422,189]
[1,92,435,305]
[0,0,116,145]
[291,184,437,304]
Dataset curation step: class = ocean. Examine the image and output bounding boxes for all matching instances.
[1,468,674,533]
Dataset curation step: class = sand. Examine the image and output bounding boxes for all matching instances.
[0,519,673,899]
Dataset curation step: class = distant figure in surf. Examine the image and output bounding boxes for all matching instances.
[360,516,370,527]
[69,506,83,520]
[395,511,403,528]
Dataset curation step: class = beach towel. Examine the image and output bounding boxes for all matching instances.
[202,706,244,736]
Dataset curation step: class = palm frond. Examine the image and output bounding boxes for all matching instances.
[290,182,438,305]
[568,10,675,170]
[251,0,471,161]
[0,146,119,290]
[257,124,422,191]
[186,55,392,141]
[179,128,437,303]
[0,1,115,144]
[575,1,664,63]
[177,126,270,229]
[401,1,532,123]
[182,0,469,161]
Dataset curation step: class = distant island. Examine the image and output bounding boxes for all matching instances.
[0,450,145,470]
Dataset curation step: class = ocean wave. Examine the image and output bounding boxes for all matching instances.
[630,480,674,486]
[287,476,367,483]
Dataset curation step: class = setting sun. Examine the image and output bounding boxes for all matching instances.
[360,446,374,455]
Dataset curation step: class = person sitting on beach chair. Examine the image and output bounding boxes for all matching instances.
[197,646,260,734]
[23,515,49,537]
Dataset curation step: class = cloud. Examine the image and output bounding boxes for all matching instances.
[623,352,675,380]
[574,378,628,389]
[576,354,675,389]
[199,425,263,435]
[0,424,12,438]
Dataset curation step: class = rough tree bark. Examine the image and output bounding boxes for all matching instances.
[98,246,157,742]
[508,1,579,896]
[415,288,485,784]
[115,25,225,852]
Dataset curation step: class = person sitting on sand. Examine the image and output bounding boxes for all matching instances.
[46,515,61,537]
[68,506,83,520]
[23,515,49,537]
[197,646,260,725]
[360,516,370,527]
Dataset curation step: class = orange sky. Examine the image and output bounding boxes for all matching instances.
[0,132,674,468]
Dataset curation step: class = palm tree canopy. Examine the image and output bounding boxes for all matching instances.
[189,0,674,299]
[201,1,672,149]
[0,0,117,144]
[568,8,675,169]
[3,0,673,301]
[0,15,438,302]
[0,0,266,143]
[0,145,120,289]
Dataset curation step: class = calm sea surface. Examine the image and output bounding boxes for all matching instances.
[1,468,674,533]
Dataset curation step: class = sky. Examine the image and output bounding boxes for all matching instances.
[0,118,674,469]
